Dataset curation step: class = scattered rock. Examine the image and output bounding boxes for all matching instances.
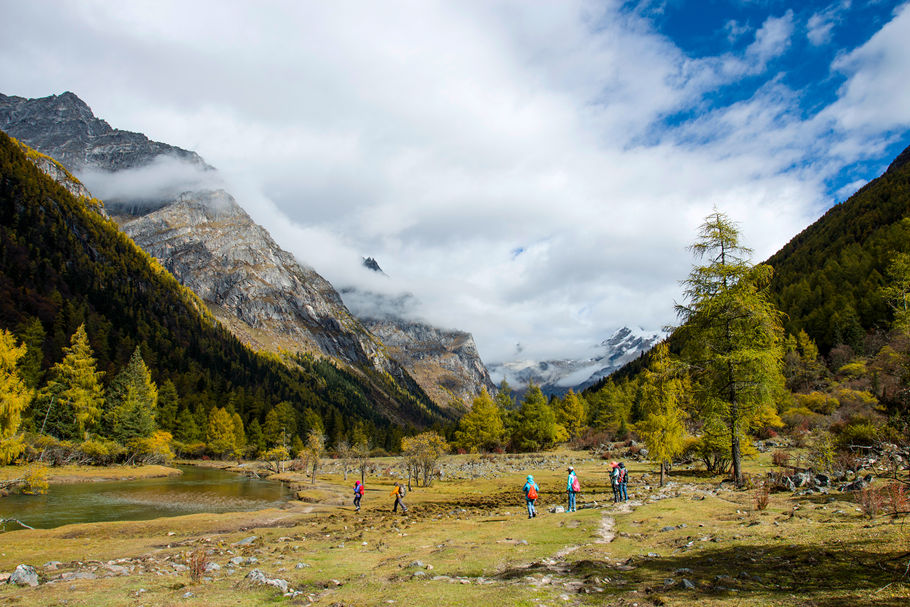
[9,564,39,587]
[233,535,258,547]
[243,569,289,593]
[681,578,696,590]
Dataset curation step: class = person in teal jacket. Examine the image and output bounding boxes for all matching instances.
[566,466,578,512]
[523,475,539,518]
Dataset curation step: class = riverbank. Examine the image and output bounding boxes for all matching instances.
[0,464,182,485]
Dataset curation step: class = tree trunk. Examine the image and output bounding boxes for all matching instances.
[730,408,742,487]
[659,461,665,487]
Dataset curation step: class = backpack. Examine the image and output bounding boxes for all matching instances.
[398,485,406,497]
[355,482,364,495]
[527,484,538,500]
[571,475,580,492]
[618,468,627,483]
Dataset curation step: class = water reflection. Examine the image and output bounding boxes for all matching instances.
[0,465,291,531]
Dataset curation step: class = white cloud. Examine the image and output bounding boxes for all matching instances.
[807,1,851,47]
[746,10,795,68]
[0,0,907,365]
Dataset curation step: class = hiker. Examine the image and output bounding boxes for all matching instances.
[353,480,364,511]
[566,466,579,512]
[523,474,539,518]
[610,461,621,503]
[391,482,408,513]
[618,462,629,502]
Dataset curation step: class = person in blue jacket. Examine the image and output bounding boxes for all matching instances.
[566,466,578,512]
[523,474,539,518]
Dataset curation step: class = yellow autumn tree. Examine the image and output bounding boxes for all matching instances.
[0,329,32,464]
[636,342,688,486]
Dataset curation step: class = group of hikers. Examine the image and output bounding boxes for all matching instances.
[523,461,629,518]
[350,460,629,516]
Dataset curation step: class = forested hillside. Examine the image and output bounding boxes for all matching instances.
[0,131,444,456]
[767,147,910,353]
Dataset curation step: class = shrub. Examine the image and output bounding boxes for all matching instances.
[128,431,175,464]
[834,420,880,448]
[754,480,771,511]
[858,485,884,518]
[885,482,909,516]
[771,450,790,467]
[186,547,208,583]
[793,392,838,415]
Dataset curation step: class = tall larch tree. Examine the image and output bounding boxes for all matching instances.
[636,342,688,486]
[453,388,505,453]
[207,407,237,457]
[39,324,105,440]
[675,211,785,486]
[0,329,32,464]
[556,390,588,440]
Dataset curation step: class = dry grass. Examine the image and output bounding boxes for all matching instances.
[1,450,908,606]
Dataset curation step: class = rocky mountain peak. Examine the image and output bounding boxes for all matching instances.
[0,91,208,173]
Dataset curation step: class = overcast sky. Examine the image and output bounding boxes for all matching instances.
[2,0,910,365]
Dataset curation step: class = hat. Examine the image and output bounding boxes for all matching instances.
[567,466,574,471]
[526,475,534,482]
[610,461,618,468]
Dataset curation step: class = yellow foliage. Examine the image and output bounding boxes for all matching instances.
[793,391,838,415]
[21,462,49,495]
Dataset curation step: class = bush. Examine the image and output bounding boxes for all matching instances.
[754,481,771,511]
[128,431,175,464]
[78,439,125,465]
[793,392,838,415]
[833,420,879,448]
[781,406,826,431]
[771,450,790,467]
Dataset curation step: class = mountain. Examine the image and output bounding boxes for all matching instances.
[0,131,442,447]
[340,258,496,409]
[0,91,448,419]
[766,142,910,353]
[0,92,208,173]
[490,327,664,396]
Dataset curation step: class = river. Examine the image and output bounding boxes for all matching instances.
[0,465,292,532]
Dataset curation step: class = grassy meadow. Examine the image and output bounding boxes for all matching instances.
[0,449,908,606]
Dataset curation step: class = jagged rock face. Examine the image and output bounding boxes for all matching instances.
[120,189,393,369]
[361,317,496,408]
[0,92,208,172]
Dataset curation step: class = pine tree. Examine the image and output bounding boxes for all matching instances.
[510,383,567,452]
[173,407,200,443]
[231,411,246,452]
[156,379,179,432]
[263,408,280,447]
[39,324,104,440]
[635,343,688,486]
[16,317,46,391]
[105,346,158,443]
[0,329,32,464]
[247,418,265,454]
[882,251,910,332]
[453,388,505,453]
[556,389,588,439]
[675,211,785,486]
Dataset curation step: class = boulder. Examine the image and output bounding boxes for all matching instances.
[9,565,39,587]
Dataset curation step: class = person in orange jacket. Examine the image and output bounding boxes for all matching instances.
[391,482,408,513]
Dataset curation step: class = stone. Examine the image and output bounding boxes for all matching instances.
[295,562,310,569]
[681,578,696,590]
[43,561,63,570]
[204,562,221,573]
[9,564,39,587]
[550,506,566,513]
[244,569,289,593]
[233,535,258,547]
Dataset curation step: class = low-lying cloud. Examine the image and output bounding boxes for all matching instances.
[78,155,223,206]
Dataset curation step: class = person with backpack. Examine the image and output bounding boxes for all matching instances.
[353,480,365,511]
[610,462,621,503]
[566,466,579,512]
[523,474,539,518]
[391,482,408,513]
[618,462,629,502]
